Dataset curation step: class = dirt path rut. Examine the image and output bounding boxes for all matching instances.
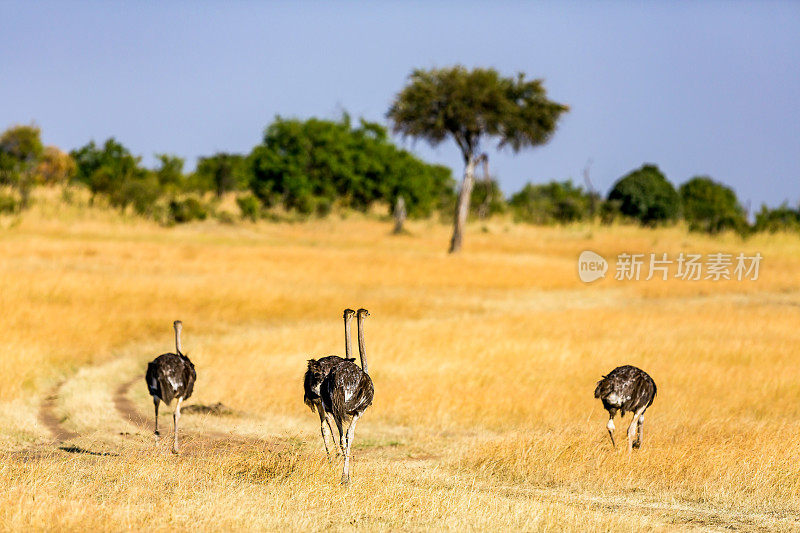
[38,382,78,441]
[114,377,150,430]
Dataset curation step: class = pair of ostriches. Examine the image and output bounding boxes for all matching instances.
[144,309,374,484]
[145,313,655,481]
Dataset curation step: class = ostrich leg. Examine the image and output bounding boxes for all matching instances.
[153,397,161,442]
[317,407,336,461]
[333,417,347,458]
[172,397,183,454]
[627,407,647,451]
[633,413,645,449]
[325,412,339,455]
[341,414,361,485]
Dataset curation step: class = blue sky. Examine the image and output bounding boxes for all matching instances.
[2,1,798,210]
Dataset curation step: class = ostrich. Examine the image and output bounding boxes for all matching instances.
[322,308,374,484]
[594,365,656,451]
[304,309,356,460]
[145,320,196,454]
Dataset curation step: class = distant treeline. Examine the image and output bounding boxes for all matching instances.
[0,118,454,225]
[1,121,798,235]
[503,164,800,236]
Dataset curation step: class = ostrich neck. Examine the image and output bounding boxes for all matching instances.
[175,328,183,355]
[344,315,352,359]
[357,317,368,374]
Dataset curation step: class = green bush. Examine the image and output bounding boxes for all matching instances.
[169,197,208,224]
[599,199,622,225]
[315,197,333,217]
[216,211,236,225]
[0,125,44,209]
[112,174,162,216]
[608,164,680,225]
[192,153,248,197]
[753,204,800,233]
[679,176,747,234]
[509,180,592,224]
[470,179,506,218]
[248,115,454,217]
[236,194,261,221]
[71,138,146,198]
[0,192,17,214]
[70,139,198,223]
[154,154,185,190]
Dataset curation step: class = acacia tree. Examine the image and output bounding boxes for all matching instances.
[388,66,568,252]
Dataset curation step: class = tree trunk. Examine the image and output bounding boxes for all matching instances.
[449,156,480,253]
[16,163,32,210]
[476,156,492,220]
[19,176,31,209]
[392,195,407,234]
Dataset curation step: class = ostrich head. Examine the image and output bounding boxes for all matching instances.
[343,309,356,358]
[357,308,370,319]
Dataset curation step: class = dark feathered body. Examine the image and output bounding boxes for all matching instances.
[303,355,353,411]
[594,365,656,417]
[146,320,194,454]
[321,360,374,422]
[309,307,372,483]
[146,353,196,405]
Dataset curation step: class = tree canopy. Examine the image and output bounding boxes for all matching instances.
[509,180,594,224]
[0,124,43,165]
[754,204,800,233]
[0,124,45,207]
[249,115,453,216]
[388,66,568,161]
[71,138,145,198]
[679,176,747,234]
[71,138,166,216]
[608,164,680,225]
[35,147,76,185]
[192,153,248,197]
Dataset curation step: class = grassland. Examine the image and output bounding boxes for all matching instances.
[1,190,800,531]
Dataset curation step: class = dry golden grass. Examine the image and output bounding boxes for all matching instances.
[1,189,800,531]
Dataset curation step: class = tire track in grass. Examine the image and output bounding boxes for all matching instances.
[38,381,79,441]
[114,377,150,430]
[401,473,800,531]
[495,484,800,532]
[112,374,291,455]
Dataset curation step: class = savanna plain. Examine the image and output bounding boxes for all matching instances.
[2,191,800,532]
